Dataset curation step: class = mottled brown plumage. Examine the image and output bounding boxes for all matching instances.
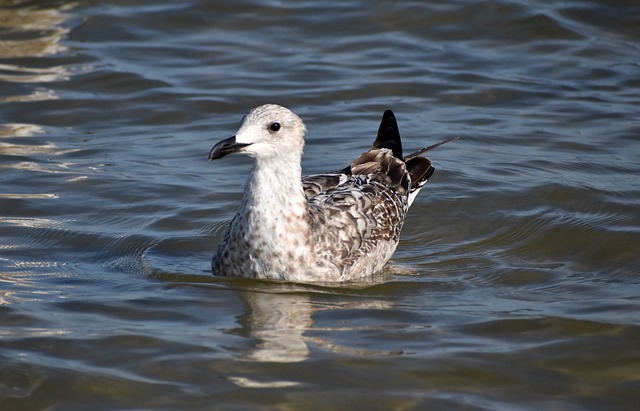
[208,104,451,282]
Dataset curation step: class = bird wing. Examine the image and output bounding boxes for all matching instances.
[301,166,351,199]
[306,148,410,272]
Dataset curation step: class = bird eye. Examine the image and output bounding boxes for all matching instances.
[269,122,281,132]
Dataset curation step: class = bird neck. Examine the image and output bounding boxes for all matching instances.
[242,154,309,230]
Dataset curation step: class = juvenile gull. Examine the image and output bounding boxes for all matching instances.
[208,104,451,282]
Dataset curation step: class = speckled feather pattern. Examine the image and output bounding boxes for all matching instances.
[209,104,436,282]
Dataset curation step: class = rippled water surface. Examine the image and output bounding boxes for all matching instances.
[1,0,639,409]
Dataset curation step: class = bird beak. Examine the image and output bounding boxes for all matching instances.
[208,136,251,160]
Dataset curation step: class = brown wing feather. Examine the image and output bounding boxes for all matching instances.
[308,149,409,270]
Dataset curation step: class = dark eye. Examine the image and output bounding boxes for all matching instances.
[269,122,281,132]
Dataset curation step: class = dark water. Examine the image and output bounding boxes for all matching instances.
[1,0,639,409]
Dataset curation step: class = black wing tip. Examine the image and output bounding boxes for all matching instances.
[406,157,435,190]
[404,136,459,161]
[374,109,403,159]
[382,109,395,119]
[403,136,459,190]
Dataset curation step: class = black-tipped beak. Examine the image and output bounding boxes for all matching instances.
[208,136,251,160]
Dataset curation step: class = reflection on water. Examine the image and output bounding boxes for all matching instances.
[234,285,397,364]
[0,63,68,83]
[0,2,72,106]
[0,123,45,137]
[0,140,76,156]
[0,4,77,211]
[0,87,58,102]
[1,0,639,409]
[0,2,71,58]
[238,290,313,363]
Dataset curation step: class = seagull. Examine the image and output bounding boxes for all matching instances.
[208,104,452,282]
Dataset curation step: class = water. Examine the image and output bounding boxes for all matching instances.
[1,0,639,409]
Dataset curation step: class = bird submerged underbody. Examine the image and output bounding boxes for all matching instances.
[208,104,453,283]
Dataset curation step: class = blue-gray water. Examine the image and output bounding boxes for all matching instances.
[1,1,639,410]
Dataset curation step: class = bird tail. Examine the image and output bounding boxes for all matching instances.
[372,109,403,159]
[373,109,457,204]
